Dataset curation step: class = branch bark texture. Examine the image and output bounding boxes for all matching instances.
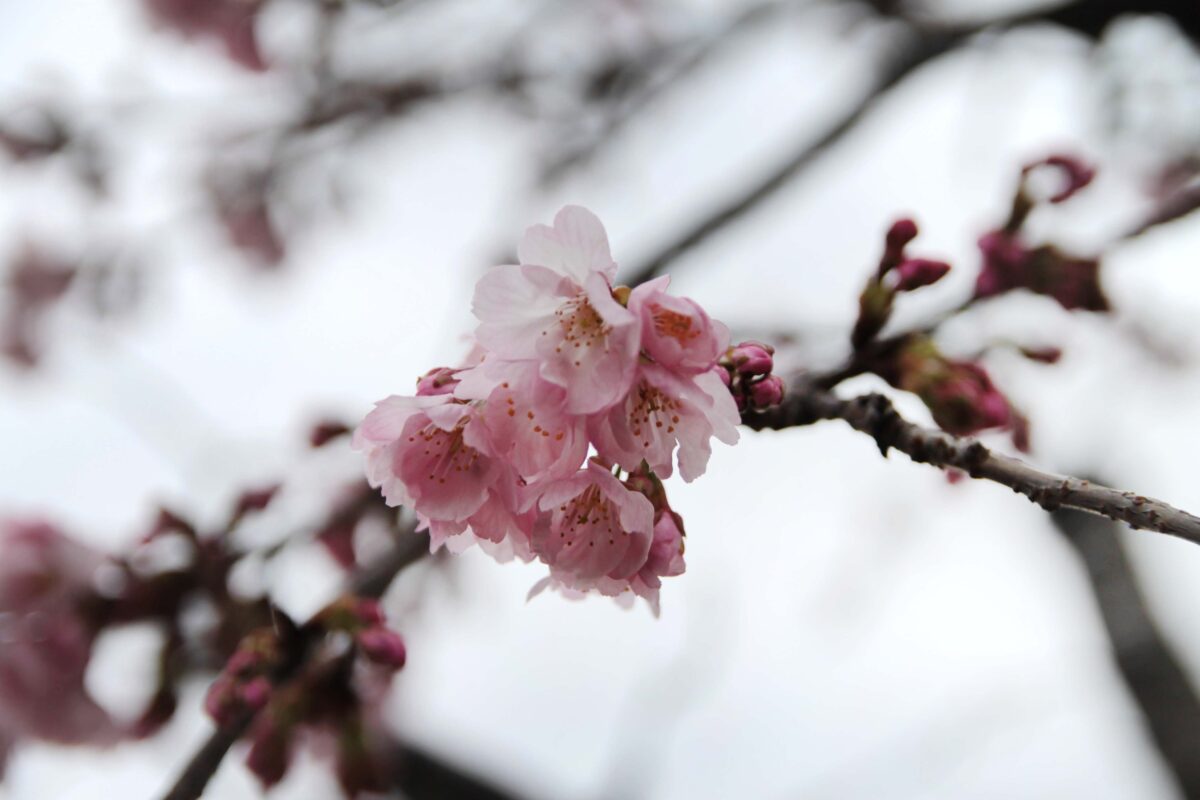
[744,385,1200,546]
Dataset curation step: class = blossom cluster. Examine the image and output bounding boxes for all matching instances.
[354,206,759,612]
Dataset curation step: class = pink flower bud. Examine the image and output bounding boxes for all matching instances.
[886,218,919,255]
[246,717,293,788]
[204,675,239,727]
[922,361,1011,435]
[729,341,774,376]
[894,258,951,291]
[238,677,272,711]
[225,648,262,677]
[357,628,407,670]
[749,375,785,409]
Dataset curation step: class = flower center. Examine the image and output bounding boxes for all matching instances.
[409,423,481,484]
[628,382,681,447]
[552,294,611,366]
[557,486,618,547]
[651,304,700,344]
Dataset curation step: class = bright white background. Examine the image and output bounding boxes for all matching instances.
[1,1,1199,797]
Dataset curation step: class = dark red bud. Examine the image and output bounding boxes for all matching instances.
[893,259,951,291]
[238,677,272,711]
[886,219,919,254]
[357,628,407,670]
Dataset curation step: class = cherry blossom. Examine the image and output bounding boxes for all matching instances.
[587,363,739,482]
[629,275,729,375]
[472,206,640,414]
[0,520,116,758]
[530,461,655,595]
[354,395,499,522]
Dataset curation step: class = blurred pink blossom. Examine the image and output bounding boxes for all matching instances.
[0,520,116,757]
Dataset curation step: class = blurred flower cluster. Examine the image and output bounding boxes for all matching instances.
[0,418,414,796]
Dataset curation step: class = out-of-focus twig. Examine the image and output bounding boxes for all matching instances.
[1052,503,1200,798]
[620,23,962,286]
[621,0,1200,286]
[160,520,428,800]
[386,742,525,800]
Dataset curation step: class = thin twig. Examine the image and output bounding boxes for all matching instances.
[619,0,1200,286]
[743,385,1200,545]
[621,26,962,286]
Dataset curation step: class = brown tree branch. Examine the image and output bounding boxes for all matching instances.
[160,523,429,800]
[743,384,1200,545]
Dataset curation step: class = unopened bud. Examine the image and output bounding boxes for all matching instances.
[204,675,238,727]
[729,341,774,376]
[885,218,919,256]
[238,677,272,711]
[246,717,293,788]
[357,628,407,670]
[749,375,785,409]
[893,258,951,291]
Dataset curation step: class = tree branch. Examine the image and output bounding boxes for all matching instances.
[743,384,1200,545]
[621,0,1200,286]
[160,523,429,800]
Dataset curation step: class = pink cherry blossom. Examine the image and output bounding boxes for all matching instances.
[630,276,729,375]
[356,205,753,611]
[472,207,640,414]
[0,520,116,750]
[531,461,655,594]
[588,363,739,482]
[421,473,535,562]
[627,510,687,616]
[455,359,588,483]
[353,395,498,522]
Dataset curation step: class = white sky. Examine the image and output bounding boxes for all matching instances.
[1,1,1199,798]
